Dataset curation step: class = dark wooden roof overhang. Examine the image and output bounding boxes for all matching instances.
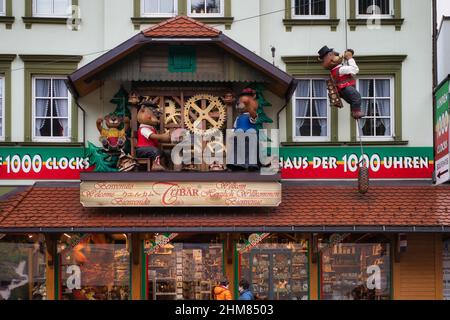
[67,33,297,101]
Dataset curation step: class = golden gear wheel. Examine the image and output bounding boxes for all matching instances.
[160,99,181,133]
[183,94,226,136]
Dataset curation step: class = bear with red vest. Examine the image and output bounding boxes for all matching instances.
[318,45,363,120]
[136,103,171,171]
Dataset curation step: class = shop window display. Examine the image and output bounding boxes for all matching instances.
[238,241,309,300]
[59,234,130,300]
[146,243,223,300]
[0,234,46,300]
[320,243,391,300]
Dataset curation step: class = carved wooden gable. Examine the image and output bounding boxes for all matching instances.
[94,44,270,83]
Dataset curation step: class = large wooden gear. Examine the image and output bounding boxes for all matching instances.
[161,99,181,133]
[183,94,226,136]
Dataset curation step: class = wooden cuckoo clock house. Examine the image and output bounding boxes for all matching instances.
[67,16,296,175]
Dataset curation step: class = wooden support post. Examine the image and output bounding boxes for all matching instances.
[44,233,60,300]
[131,234,143,300]
[159,96,165,131]
[130,104,138,159]
[28,249,33,300]
[309,233,319,300]
[434,233,443,300]
[391,233,402,300]
[394,233,407,263]
[222,233,238,299]
[311,233,318,264]
[201,98,208,172]
[394,236,401,263]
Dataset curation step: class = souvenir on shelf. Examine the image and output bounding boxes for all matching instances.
[320,244,390,300]
[147,244,223,300]
[238,242,309,300]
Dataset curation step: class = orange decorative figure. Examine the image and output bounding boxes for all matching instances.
[72,242,90,264]
[96,113,130,152]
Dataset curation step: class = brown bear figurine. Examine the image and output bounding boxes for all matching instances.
[136,103,171,171]
[318,45,363,120]
[96,113,130,152]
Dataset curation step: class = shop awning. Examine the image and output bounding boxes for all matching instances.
[66,16,297,100]
[1,183,450,233]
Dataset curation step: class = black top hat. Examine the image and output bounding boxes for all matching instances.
[318,45,334,60]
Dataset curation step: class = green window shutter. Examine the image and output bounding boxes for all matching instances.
[168,46,196,73]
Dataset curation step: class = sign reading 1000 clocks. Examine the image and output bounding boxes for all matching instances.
[0,147,91,180]
[80,181,282,207]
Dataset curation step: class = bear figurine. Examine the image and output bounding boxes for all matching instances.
[96,113,130,152]
[227,88,260,172]
[136,103,171,171]
[318,45,363,120]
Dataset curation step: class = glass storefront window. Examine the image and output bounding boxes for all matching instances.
[0,234,46,300]
[320,243,391,300]
[238,241,309,300]
[146,243,223,300]
[59,234,130,300]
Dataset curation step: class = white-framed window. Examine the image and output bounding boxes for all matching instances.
[188,0,224,17]
[33,0,71,18]
[0,0,6,16]
[356,0,394,18]
[0,76,4,141]
[293,79,330,142]
[32,76,71,142]
[357,77,394,140]
[141,0,177,17]
[292,0,329,19]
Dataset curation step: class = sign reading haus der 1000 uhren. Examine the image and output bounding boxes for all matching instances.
[281,147,433,180]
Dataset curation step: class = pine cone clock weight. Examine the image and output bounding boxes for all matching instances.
[358,164,369,194]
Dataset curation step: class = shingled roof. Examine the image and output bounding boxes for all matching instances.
[143,16,221,38]
[1,184,450,232]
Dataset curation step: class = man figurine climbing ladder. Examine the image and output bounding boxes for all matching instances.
[318,45,364,119]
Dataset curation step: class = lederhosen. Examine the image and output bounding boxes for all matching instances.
[329,65,361,112]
